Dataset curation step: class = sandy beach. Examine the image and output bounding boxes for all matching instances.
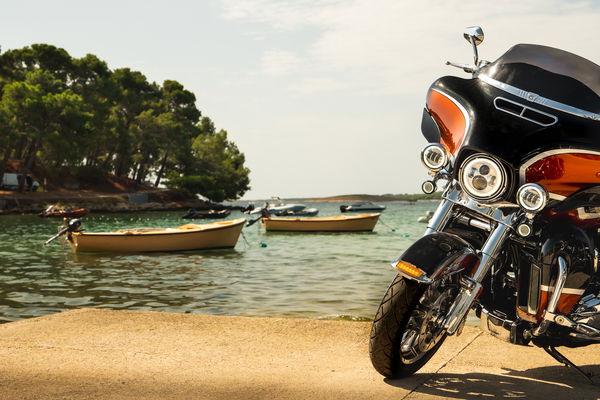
[0,308,599,400]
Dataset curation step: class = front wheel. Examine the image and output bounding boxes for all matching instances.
[369,274,457,378]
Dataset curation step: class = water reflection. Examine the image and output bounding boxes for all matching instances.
[0,202,438,323]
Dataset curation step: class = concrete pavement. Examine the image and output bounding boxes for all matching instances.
[0,308,598,400]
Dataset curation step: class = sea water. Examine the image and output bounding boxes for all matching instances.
[0,201,440,323]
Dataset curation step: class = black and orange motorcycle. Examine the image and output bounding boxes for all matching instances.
[369,26,600,382]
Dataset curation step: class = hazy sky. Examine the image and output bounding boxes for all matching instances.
[1,1,600,199]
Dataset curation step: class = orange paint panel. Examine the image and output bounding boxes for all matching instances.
[426,90,467,154]
[526,153,600,197]
[536,290,549,321]
[536,290,581,321]
[556,294,581,315]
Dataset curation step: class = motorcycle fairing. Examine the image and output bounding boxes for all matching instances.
[424,76,600,170]
[423,43,600,166]
[392,232,477,283]
[422,61,600,209]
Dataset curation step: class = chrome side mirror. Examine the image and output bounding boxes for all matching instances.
[463,26,484,46]
[446,26,486,74]
[463,26,484,66]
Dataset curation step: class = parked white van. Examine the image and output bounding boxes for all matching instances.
[1,173,40,191]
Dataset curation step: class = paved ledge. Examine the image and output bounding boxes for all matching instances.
[0,309,598,400]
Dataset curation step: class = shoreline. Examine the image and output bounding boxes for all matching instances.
[1,308,598,399]
[0,189,235,215]
[0,190,440,215]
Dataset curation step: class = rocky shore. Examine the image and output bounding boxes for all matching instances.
[0,189,231,215]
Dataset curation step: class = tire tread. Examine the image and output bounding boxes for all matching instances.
[369,274,427,378]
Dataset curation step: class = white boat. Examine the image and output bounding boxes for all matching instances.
[262,213,380,232]
[417,211,434,223]
[67,218,246,252]
[340,201,386,213]
[249,197,307,215]
[273,208,319,217]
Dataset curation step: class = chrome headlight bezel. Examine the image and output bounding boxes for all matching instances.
[458,154,508,202]
[421,143,448,172]
[516,183,548,213]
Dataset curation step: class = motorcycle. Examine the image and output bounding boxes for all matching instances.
[369,26,600,382]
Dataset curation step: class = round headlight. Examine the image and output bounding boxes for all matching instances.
[421,144,448,171]
[516,183,547,212]
[459,154,507,201]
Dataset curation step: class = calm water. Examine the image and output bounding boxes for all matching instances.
[0,201,439,323]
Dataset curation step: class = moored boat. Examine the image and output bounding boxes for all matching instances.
[249,203,307,215]
[249,197,307,215]
[67,218,246,252]
[262,213,380,232]
[339,202,386,213]
[417,211,434,223]
[182,208,231,219]
[40,206,90,218]
[273,208,319,217]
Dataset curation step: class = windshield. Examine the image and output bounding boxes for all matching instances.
[481,44,600,113]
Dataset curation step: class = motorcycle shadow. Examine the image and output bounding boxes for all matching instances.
[385,365,600,399]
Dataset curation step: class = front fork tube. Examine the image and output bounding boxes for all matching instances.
[424,198,454,236]
[425,197,514,335]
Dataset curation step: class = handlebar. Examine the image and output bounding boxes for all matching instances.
[445,61,478,73]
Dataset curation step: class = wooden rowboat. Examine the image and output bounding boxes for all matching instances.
[67,218,246,252]
[261,213,380,232]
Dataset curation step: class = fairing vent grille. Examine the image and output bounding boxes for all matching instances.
[494,97,558,127]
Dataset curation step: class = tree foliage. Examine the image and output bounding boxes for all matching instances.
[165,126,250,202]
[0,44,250,200]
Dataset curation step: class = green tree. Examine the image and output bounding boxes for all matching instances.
[148,80,202,187]
[110,68,160,177]
[166,125,250,202]
[0,44,250,198]
[1,70,91,167]
[70,54,118,168]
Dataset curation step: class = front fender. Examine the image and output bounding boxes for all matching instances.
[392,232,478,283]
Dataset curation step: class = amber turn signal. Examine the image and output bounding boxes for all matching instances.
[393,261,425,279]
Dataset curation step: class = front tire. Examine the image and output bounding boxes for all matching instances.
[369,274,452,378]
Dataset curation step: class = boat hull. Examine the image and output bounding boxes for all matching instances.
[68,218,245,252]
[262,213,380,232]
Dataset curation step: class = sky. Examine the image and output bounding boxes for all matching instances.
[1,0,600,199]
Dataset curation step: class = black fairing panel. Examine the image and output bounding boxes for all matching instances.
[483,44,600,113]
[421,107,441,143]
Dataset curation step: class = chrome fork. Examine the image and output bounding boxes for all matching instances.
[443,222,513,334]
[424,190,517,335]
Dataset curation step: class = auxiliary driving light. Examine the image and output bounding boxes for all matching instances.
[516,183,548,213]
[421,180,436,194]
[421,143,448,171]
